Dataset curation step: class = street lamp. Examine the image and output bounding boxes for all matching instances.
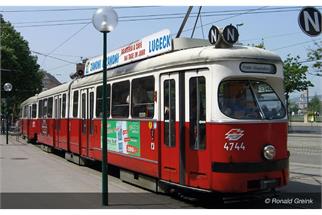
[92,6,118,206]
[3,83,13,145]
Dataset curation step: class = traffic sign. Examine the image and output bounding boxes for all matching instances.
[222,25,239,44]
[298,7,321,37]
[208,25,220,45]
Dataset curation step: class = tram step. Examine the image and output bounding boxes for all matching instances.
[65,152,85,166]
[120,169,157,192]
[40,144,53,153]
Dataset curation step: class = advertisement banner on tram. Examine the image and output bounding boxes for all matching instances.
[85,29,172,76]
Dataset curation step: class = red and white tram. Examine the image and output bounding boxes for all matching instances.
[20,95,38,142]
[20,29,289,193]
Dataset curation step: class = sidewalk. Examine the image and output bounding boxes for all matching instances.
[0,135,195,209]
[288,121,322,127]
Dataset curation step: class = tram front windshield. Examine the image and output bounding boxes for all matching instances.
[218,80,286,120]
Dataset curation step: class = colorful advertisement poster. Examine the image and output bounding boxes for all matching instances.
[102,120,140,157]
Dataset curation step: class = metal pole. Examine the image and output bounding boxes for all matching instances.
[191,6,202,38]
[176,6,193,38]
[102,31,108,206]
[6,99,9,144]
[306,88,309,112]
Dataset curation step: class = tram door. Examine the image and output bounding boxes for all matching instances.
[184,70,210,189]
[160,73,180,183]
[80,88,95,158]
[54,95,62,149]
[161,71,209,188]
[27,105,32,138]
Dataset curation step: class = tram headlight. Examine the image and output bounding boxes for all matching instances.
[263,145,276,160]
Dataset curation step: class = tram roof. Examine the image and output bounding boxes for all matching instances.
[71,38,282,89]
[33,38,283,96]
[37,82,72,99]
[20,95,38,106]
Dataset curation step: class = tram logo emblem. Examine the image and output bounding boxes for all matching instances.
[225,129,244,141]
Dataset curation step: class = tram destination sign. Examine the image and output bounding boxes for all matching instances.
[85,29,172,76]
[240,62,276,74]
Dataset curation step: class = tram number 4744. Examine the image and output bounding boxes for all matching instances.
[224,142,246,151]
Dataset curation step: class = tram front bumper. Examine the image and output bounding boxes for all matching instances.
[211,158,289,193]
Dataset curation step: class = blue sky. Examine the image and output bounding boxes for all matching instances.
[1,4,321,98]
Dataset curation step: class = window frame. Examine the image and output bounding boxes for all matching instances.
[62,93,66,118]
[47,97,53,118]
[131,75,155,119]
[189,76,206,150]
[72,90,79,118]
[218,80,286,120]
[32,103,37,118]
[111,80,130,118]
[95,84,111,118]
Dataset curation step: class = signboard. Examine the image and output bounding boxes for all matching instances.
[298,7,322,37]
[222,25,239,44]
[240,63,276,74]
[208,25,239,45]
[85,29,172,76]
[102,120,141,157]
[208,25,220,45]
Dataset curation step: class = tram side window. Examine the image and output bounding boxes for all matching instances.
[189,77,206,150]
[73,91,79,118]
[39,100,43,118]
[62,94,66,118]
[28,106,31,119]
[164,79,176,147]
[24,106,28,119]
[89,91,94,134]
[131,76,155,118]
[43,99,48,118]
[47,97,53,118]
[81,93,86,119]
[112,81,130,118]
[32,104,37,118]
[96,84,111,118]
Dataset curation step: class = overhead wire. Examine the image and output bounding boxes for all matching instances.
[28,6,279,66]
[240,32,300,43]
[176,6,267,37]
[11,6,322,28]
[0,6,160,13]
[31,50,78,64]
[272,39,322,51]
[50,53,84,59]
[46,63,73,71]
[42,22,91,65]
[17,6,321,69]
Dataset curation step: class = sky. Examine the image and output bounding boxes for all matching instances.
[1,0,322,99]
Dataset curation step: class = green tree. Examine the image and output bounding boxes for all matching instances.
[308,95,322,113]
[248,39,265,49]
[283,55,313,112]
[289,101,299,114]
[307,41,322,76]
[1,17,43,119]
